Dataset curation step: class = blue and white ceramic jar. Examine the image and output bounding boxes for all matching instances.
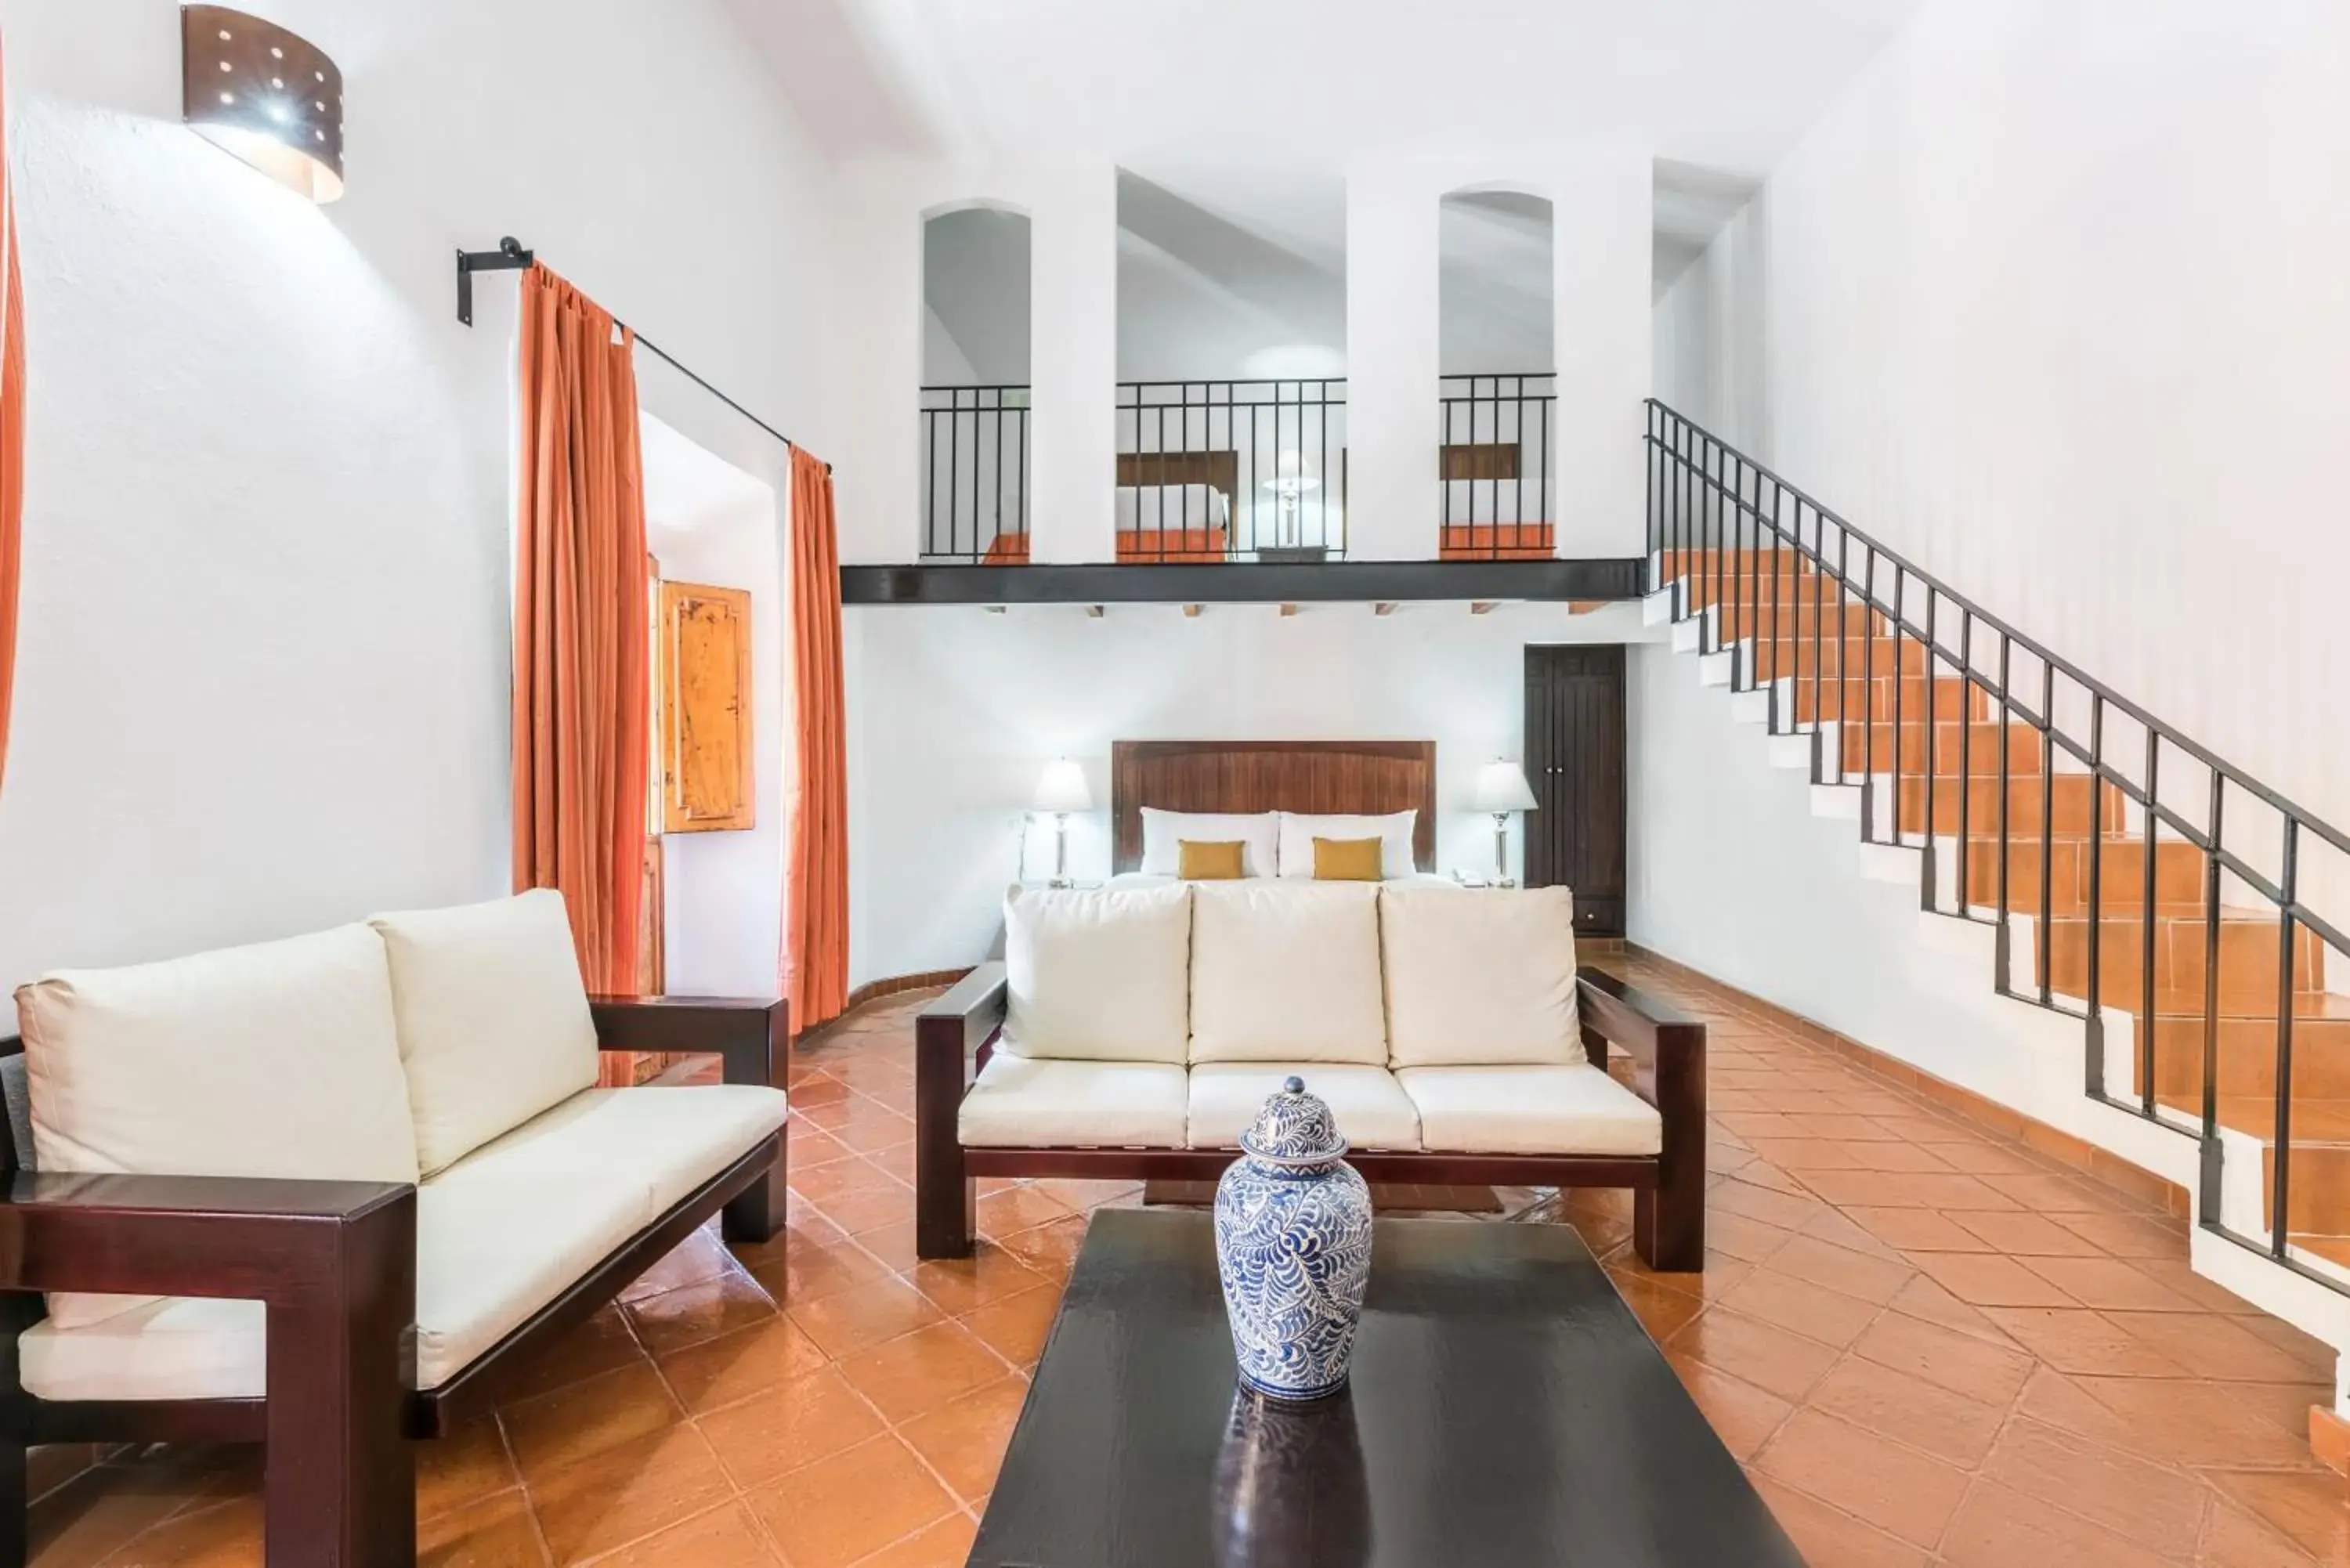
[1213,1076,1375,1402]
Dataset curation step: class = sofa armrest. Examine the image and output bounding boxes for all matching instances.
[916,965,1008,1065]
[1575,968,1706,1121]
[0,1171,415,1306]
[588,995,788,1091]
[913,966,1005,1260]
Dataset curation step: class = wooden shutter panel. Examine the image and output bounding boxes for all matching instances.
[659,580,755,834]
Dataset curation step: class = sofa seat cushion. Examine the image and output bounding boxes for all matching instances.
[17,1083,793,1402]
[13,923,421,1331]
[1380,887,1581,1068]
[1396,1066,1661,1157]
[1188,883,1387,1065]
[958,1056,1188,1148]
[370,891,602,1176]
[1001,885,1193,1064]
[1186,1064,1421,1152]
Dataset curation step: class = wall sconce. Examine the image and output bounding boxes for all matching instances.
[181,5,345,203]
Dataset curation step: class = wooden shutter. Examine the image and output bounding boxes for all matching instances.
[658,580,755,834]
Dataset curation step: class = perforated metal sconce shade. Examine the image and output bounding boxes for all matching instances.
[181,5,345,203]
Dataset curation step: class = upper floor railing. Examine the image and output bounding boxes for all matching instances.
[1115,380,1348,563]
[1440,373,1556,561]
[920,385,1030,564]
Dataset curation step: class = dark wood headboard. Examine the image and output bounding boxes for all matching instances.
[1111,740,1437,873]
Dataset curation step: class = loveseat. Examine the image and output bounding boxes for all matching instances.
[0,891,790,1567]
[916,882,1705,1271]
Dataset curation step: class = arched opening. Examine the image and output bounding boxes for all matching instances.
[921,203,1032,563]
[1437,188,1556,559]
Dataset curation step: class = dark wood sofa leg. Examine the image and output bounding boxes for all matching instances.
[262,1205,414,1566]
[916,1135,975,1261]
[0,1431,24,1568]
[722,1126,789,1245]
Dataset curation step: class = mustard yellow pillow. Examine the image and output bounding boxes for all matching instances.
[1178,840,1246,880]
[1313,836,1385,881]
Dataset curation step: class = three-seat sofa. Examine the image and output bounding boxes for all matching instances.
[916,882,1705,1270]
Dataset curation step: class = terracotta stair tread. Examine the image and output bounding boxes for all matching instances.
[2138,988,2350,1023]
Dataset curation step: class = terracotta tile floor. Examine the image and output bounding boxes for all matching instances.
[27,959,2350,1565]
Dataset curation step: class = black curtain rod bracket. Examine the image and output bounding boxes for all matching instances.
[455,236,826,471]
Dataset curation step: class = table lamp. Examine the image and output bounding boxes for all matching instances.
[1472,759,1538,887]
[1032,758,1094,887]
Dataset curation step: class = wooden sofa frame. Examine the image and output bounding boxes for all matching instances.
[0,995,788,1567]
[915,965,1705,1272]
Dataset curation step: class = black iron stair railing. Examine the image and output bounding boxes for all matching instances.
[1644,399,2350,1295]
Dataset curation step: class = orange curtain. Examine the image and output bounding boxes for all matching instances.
[512,264,649,998]
[0,42,24,797]
[785,449,848,1029]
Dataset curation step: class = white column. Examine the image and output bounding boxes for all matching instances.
[1549,151,1654,558]
[1027,167,1119,563]
[1343,167,1441,561]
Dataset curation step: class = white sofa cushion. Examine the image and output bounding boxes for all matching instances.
[1139,809,1278,878]
[17,1081,792,1400]
[1397,1065,1661,1156]
[369,891,601,1175]
[1001,885,1191,1063]
[957,1056,1188,1148]
[1276,811,1418,879]
[1186,1064,1422,1151]
[1188,883,1386,1064]
[13,924,421,1331]
[1380,886,1581,1068]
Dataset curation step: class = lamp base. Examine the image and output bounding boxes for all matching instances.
[1491,814,1517,890]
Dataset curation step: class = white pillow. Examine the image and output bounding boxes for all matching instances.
[1277,811,1419,879]
[1380,886,1581,1068]
[14,923,421,1328]
[1139,809,1278,878]
[1188,883,1387,1064]
[1003,885,1192,1063]
[368,891,601,1176]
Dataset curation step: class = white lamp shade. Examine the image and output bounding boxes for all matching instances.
[1032,758,1094,814]
[1472,759,1538,813]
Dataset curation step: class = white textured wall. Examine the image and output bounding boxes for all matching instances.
[1653,0,2350,840]
[0,0,832,988]
[842,602,1653,987]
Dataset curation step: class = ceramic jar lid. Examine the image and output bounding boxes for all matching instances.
[1238,1076,1350,1166]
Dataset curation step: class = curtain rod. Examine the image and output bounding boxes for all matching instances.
[456,237,828,473]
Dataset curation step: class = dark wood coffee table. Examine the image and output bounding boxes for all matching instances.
[968,1209,1802,1568]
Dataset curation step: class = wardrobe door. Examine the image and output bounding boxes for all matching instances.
[1524,644,1627,937]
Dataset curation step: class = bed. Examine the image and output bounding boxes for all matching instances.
[1110,739,1441,877]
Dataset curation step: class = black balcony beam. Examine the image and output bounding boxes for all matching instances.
[841,558,1644,608]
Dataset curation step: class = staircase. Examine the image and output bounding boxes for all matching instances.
[1643,402,2350,1299]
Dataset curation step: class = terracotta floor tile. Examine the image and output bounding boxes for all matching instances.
[1762,1234,1918,1306]
[742,1435,959,1568]
[1976,1170,2127,1212]
[657,1315,835,1415]
[1798,1169,2026,1212]
[1701,1209,1799,1263]
[1607,1266,1709,1342]
[905,1243,1048,1317]
[787,1276,947,1360]
[501,1360,683,1485]
[1846,1141,1961,1175]
[1803,1356,2008,1468]
[580,1500,779,1566]
[1663,1353,1795,1460]
[1854,1310,2036,1405]
[754,1234,893,1306]
[1842,1206,1995,1253]
[1945,1209,2110,1257]
[958,1284,1066,1367]
[416,1487,544,1567]
[2198,1496,2324,1566]
[624,1270,779,1358]
[790,1154,899,1206]
[415,1417,520,1523]
[1910,1249,2084,1308]
[1978,1306,2189,1378]
[2128,1256,2269,1316]
[2021,1256,2204,1313]
[2202,1469,2350,1560]
[975,1183,1077,1238]
[836,1320,1012,1425]
[28,1458,234,1568]
[85,1494,263,1567]
[529,1423,736,1566]
[816,1185,923,1236]
[1666,1307,1843,1404]
[1980,1417,2206,1556]
[1754,1409,1972,1548]
[897,1373,1033,1502]
[1721,1266,1885,1349]
[2023,1369,2319,1470]
[1883,1274,2022,1347]
[1748,1475,1931,1568]
[489,1303,647,1406]
[850,1514,982,1568]
[2103,1311,2325,1385]
[621,1226,742,1303]
[1938,1481,2184,1566]
[1711,1176,1831,1231]
[996,1214,1091,1278]
[696,1365,886,1489]
[2053,1210,2191,1258]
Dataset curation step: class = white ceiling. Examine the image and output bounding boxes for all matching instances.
[725,0,1923,174]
